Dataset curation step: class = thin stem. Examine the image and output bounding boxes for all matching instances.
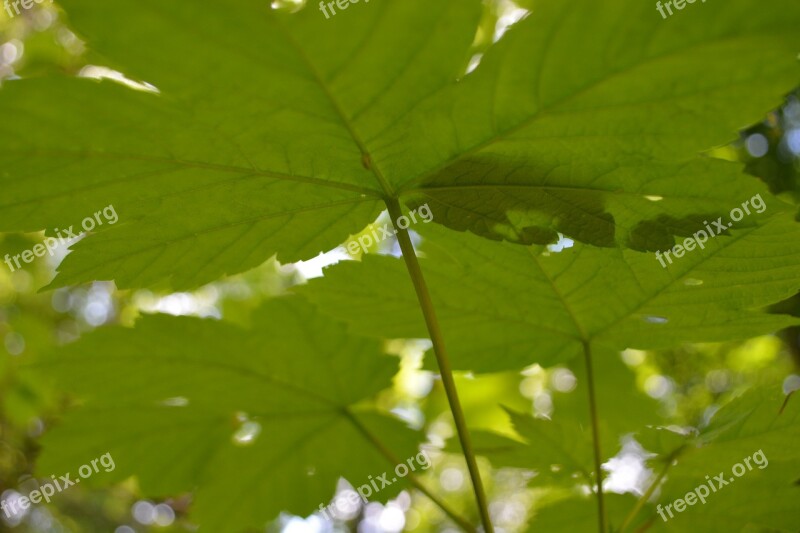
[619,447,683,532]
[385,198,494,533]
[344,408,476,532]
[582,340,606,533]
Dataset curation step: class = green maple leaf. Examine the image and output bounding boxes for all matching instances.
[451,355,662,485]
[0,0,798,289]
[525,493,643,533]
[646,386,800,532]
[301,211,800,373]
[3,1,800,531]
[28,298,423,530]
[493,409,596,484]
[495,386,800,532]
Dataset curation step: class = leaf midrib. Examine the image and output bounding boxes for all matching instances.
[37,352,345,410]
[394,30,786,193]
[272,16,396,199]
[0,149,381,202]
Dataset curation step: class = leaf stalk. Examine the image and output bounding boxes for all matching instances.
[386,197,494,533]
[343,408,475,532]
[619,446,684,532]
[583,340,606,532]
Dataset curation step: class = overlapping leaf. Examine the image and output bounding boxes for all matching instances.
[453,355,662,483]
[509,386,800,532]
[647,386,800,532]
[377,0,800,249]
[301,210,800,373]
[524,493,643,533]
[29,298,421,530]
[0,0,481,289]
[0,0,798,288]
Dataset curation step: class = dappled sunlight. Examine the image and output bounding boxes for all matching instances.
[603,439,653,496]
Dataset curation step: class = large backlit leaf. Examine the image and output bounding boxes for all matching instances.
[301,211,800,373]
[0,0,480,289]
[387,0,800,249]
[514,386,800,532]
[647,386,800,532]
[0,0,798,288]
[29,298,421,531]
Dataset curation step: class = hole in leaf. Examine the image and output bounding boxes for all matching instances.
[232,417,262,447]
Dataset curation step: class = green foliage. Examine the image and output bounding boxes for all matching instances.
[472,386,800,532]
[526,494,643,533]
[652,387,800,532]
[30,298,421,531]
[302,217,800,372]
[1,0,799,288]
[1,0,799,531]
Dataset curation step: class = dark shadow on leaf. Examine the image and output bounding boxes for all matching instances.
[407,157,733,252]
[627,214,728,252]
[407,158,616,248]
